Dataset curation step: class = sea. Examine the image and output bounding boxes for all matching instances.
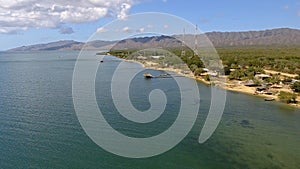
[0,51,299,169]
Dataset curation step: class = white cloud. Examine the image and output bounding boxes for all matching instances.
[117,3,131,20]
[122,26,131,33]
[96,27,107,33]
[0,0,140,33]
[137,27,145,33]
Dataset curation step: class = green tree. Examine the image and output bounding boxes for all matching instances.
[194,68,205,76]
[278,91,297,104]
[291,82,300,93]
[224,66,231,75]
[265,75,281,84]
[189,64,198,72]
[228,69,245,80]
[204,74,210,81]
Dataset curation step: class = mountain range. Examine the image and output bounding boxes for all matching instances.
[7,28,300,52]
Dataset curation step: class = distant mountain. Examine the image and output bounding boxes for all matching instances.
[112,28,300,50]
[7,40,83,52]
[7,40,116,52]
[84,40,116,50]
[110,35,183,50]
[7,28,300,52]
[205,28,300,47]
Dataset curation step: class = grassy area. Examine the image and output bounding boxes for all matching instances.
[217,46,300,74]
[278,91,297,103]
[109,46,300,75]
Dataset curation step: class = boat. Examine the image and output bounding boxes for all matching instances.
[264,91,273,95]
[144,73,153,78]
[271,84,283,89]
[264,98,275,101]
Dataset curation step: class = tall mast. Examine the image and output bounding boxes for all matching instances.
[181,28,186,57]
[194,24,198,56]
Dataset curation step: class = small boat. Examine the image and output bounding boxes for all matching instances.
[264,98,275,101]
[264,91,273,95]
[100,60,104,63]
[144,73,153,78]
[271,85,283,89]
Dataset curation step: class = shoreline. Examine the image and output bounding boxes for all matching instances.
[123,58,300,109]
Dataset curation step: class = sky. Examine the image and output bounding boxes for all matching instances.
[0,0,300,50]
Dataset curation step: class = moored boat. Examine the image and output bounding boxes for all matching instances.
[144,73,153,78]
[264,98,275,101]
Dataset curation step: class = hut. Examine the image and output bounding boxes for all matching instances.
[255,74,271,80]
[245,80,260,87]
[256,86,267,91]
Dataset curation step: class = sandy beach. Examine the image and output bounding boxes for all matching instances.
[124,58,300,108]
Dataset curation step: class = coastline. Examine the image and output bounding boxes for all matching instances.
[123,58,300,109]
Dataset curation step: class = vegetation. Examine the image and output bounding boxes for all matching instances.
[291,82,300,92]
[109,47,206,76]
[203,74,210,81]
[194,68,205,76]
[278,91,297,104]
[109,46,300,80]
[265,74,281,84]
[217,47,300,74]
[228,66,264,80]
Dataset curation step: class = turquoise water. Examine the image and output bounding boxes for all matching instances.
[0,51,299,169]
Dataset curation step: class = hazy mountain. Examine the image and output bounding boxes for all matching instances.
[7,40,84,52]
[205,28,300,47]
[7,28,300,52]
[110,35,183,50]
[112,28,300,49]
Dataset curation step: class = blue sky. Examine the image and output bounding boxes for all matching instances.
[0,0,300,50]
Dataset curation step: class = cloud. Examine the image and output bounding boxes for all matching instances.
[163,24,169,29]
[136,27,145,33]
[0,0,140,33]
[117,3,131,20]
[59,26,74,34]
[96,27,108,33]
[283,5,289,10]
[122,26,132,33]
